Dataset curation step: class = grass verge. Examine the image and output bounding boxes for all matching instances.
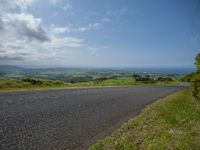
[0,77,177,92]
[88,89,200,150]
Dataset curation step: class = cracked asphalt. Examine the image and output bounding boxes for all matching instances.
[0,85,188,150]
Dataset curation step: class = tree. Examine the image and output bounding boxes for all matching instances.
[192,53,200,100]
[195,53,200,72]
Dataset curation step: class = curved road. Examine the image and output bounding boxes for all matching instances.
[0,85,187,150]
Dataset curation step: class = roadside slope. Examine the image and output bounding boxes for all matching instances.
[88,90,200,150]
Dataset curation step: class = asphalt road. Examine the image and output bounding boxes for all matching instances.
[0,85,187,150]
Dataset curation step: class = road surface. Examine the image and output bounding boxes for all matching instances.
[0,85,187,150]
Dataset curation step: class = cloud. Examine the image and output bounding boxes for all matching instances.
[0,0,86,65]
[50,22,101,34]
[46,36,84,48]
[2,13,50,42]
[50,25,71,34]
[0,0,50,43]
[0,0,103,66]
[75,23,100,32]
[0,0,35,11]
[12,0,34,10]
[0,18,4,29]
[0,56,24,61]
[0,37,84,66]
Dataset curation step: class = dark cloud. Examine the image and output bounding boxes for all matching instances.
[20,22,51,42]
[0,10,51,42]
[6,44,24,49]
[0,56,24,61]
[0,50,6,53]
[0,16,4,30]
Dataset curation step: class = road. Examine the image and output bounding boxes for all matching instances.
[0,85,187,150]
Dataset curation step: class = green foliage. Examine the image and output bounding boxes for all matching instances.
[133,73,176,83]
[195,53,200,72]
[191,73,200,100]
[0,75,177,92]
[191,53,200,100]
[157,77,174,82]
[180,73,194,82]
[21,78,43,85]
[0,78,69,91]
[133,74,152,82]
[88,90,200,150]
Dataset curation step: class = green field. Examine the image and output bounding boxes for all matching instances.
[0,66,182,91]
[0,66,183,92]
[88,90,200,150]
[0,76,178,92]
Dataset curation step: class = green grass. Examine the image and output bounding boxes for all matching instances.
[75,77,137,87]
[0,79,71,92]
[0,77,177,92]
[88,90,200,150]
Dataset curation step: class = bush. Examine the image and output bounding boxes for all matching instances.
[158,77,174,82]
[192,53,200,100]
[180,73,194,82]
[191,73,200,100]
[21,78,43,85]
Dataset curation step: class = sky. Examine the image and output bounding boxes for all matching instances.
[0,0,199,68]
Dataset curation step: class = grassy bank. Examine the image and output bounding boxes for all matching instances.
[88,90,200,150]
[0,77,176,92]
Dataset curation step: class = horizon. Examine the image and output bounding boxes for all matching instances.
[0,0,200,68]
[0,64,195,74]
[0,64,196,69]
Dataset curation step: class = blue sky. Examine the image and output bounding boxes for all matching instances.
[0,0,199,68]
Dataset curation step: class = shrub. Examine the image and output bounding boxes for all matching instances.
[20,78,43,85]
[158,77,174,82]
[180,73,194,82]
[191,73,200,100]
[192,53,200,100]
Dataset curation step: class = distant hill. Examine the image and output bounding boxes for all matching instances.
[0,65,24,73]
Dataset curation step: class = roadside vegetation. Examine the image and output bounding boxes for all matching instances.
[181,53,200,100]
[88,89,200,150]
[88,53,200,150]
[0,75,177,92]
[0,78,70,91]
[191,53,200,100]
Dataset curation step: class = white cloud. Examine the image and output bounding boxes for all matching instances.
[51,26,71,34]
[0,0,85,65]
[0,0,35,11]
[0,33,84,65]
[75,23,100,32]
[0,0,109,67]
[45,36,84,48]
[1,12,50,42]
[12,0,34,10]
[50,22,101,34]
